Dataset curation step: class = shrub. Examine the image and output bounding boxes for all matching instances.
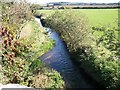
[79,26,120,89]
[1,0,33,38]
[44,9,120,89]
[45,9,91,52]
[30,4,43,14]
[31,69,64,89]
[82,45,120,89]
[96,26,120,60]
[0,1,64,88]
[0,22,64,88]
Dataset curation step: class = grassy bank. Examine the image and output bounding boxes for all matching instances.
[0,20,64,88]
[0,2,64,89]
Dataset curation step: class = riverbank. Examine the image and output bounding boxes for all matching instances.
[42,9,120,89]
[0,19,65,89]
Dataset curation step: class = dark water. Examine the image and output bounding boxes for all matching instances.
[35,18,97,88]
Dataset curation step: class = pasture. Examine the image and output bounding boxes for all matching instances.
[36,9,118,39]
[36,9,118,27]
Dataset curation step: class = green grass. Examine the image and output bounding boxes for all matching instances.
[37,10,55,17]
[36,9,118,39]
[76,9,118,27]
[36,9,118,27]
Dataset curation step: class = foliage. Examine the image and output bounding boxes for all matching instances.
[0,21,64,88]
[95,26,120,60]
[30,4,43,17]
[77,26,120,89]
[80,45,120,89]
[36,9,118,27]
[0,1,33,84]
[0,1,64,89]
[44,9,120,89]
[31,68,64,89]
[30,4,43,13]
[1,0,33,38]
[45,9,91,52]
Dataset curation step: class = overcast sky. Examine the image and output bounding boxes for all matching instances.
[28,0,120,4]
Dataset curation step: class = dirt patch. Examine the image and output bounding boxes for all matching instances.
[20,23,32,38]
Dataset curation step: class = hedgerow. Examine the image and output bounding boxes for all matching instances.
[44,9,120,89]
[44,9,91,52]
[0,1,64,89]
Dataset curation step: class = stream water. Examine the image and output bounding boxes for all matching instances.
[35,18,98,89]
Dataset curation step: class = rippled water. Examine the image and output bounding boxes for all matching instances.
[35,18,97,88]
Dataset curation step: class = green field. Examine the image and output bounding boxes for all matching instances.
[76,9,118,27]
[36,9,118,27]
[36,9,118,39]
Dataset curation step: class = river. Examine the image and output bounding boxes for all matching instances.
[35,18,98,89]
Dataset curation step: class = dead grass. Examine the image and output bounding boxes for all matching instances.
[20,23,32,38]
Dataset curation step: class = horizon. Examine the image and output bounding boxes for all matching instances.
[28,0,120,4]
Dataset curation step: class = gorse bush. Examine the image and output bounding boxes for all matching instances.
[45,9,91,52]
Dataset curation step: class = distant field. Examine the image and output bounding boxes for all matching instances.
[36,9,118,38]
[77,9,118,27]
[36,9,118,27]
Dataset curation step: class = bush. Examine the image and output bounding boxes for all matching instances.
[30,4,43,13]
[0,1,64,88]
[45,9,91,52]
[44,9,120,89]
[0,21,64,88]
[31,69,64,88]
[1,0,33,38]
[81,45,120,89]
[76,26,120,89]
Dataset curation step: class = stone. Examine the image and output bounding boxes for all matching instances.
[0,84,36,90]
